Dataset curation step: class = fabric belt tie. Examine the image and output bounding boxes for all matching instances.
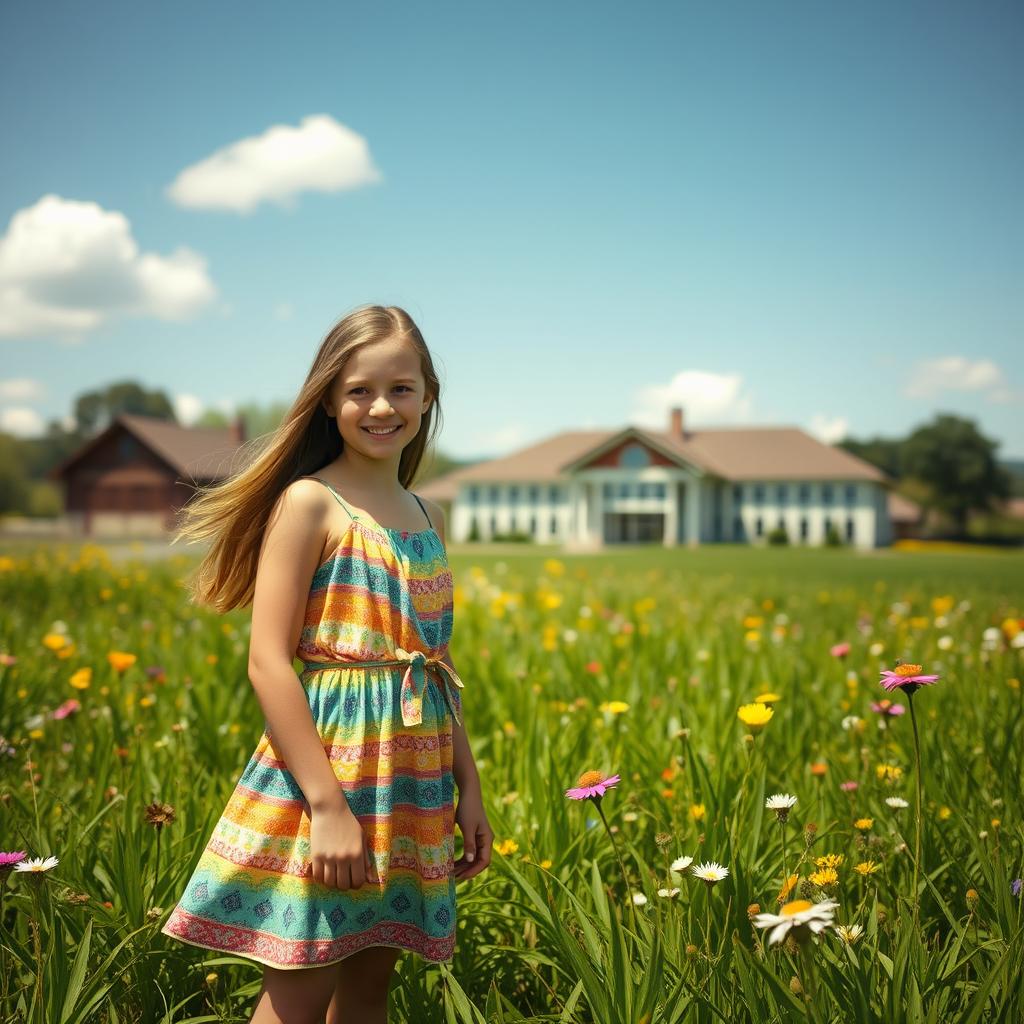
[301,647,464,727]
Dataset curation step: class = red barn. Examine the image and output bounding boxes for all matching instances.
[49,413,247,536]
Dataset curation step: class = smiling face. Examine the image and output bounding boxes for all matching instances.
[322,334,432,459]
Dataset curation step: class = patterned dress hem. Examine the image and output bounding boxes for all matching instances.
[160,909,454,969]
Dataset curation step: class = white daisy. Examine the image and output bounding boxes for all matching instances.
[691,861,729,885]
[765,794,798,810]
[13,855,59,873]
[670,855,694,874]
[631,892,648,906]
[752,898,839,946]
[657,887,681,898]
[885,796,909,809]
[834,923,864,944]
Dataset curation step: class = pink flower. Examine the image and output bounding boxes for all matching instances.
[879,663,940,695]
[0,851,28,868]
[52,699,81,720]
[830,642,851,658]
[565,770,620,801]
[869,699,905,717]
[840,780,859,793]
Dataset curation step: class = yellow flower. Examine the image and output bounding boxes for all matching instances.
[876,764,903,784]
[743,615,764,629]
[43,633,69,651]
[809,867,838,887]
[814,853,844,870]
[495,838,519,856]
[754,692,782,704]
[776,873,799,903]
[938,806,952,821]
[854,818,874,831]
[854,860,880,876]
[737,702,773,732]
[539,859,552,869]
[29,728,44,740]
[689,803,706,822]
[205,654,218,665]
[69,667,92,690]
[744,630,762,644]
[598,701,630,715]
[543,558,565,577]
[931,595,954,616]
[107,651,137,673]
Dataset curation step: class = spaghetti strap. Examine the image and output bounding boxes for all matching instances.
[412,493,432,529]
[308,476,359,523]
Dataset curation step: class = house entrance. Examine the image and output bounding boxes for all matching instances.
[603,512,665,544]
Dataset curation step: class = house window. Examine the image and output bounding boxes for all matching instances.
[118,435,137,459]
[468,486,478,504]
[777,484,788,504]
[618,481,630,498]
[713,512,722,540]
[733,484,744,503]
[799,484,810,504]
[489,486,500,503]
[529,485,539,502]
[619,443,651,468]
[638,482,650,498]
[824,516,833,539]
[754,483,765,502]
[800,517,808,541]
[653,482,666,499]
[822,484,833,505]
[603,482,613,500]
[509,486,519,503]
[845,518,855,542]
[733,515,744,540]
[548,485,559,503]
[549,514,557,534]
[755,516,764,537]
[844,484,856,505]
[529,514,537,533]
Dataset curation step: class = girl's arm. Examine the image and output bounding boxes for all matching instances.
[247,480,353,816]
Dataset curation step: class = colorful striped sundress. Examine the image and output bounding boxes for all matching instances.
[161,475,463,969]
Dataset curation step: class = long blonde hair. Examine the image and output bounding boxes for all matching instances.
[173,304,443,611]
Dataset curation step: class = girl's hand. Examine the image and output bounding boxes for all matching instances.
[309,802,375,890]
[453,785,493,881]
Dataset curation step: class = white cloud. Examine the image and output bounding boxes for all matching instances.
[173,393,204,426]
[0,194,217,339]
[0,377,44,401]
[0,406,45,437]
[807,413,850,444]
[905,356,1012,402]
[166,114,382,214]
[631,370,755,429]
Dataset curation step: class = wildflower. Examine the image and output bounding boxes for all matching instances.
[495,839,519,856]
[1011,879,1022,898]
[870,699,905,717]
[766,794,798,823]
[885,796,909,810]
[810,762,827,777]
[737,702,773,732]
[879,663,939,696]
[657,887,681,898]
[937,806,952,821]
[143,802,176,830]
[841,715,864,732]
[830,642,851,658]
[689,803,706,822]
[840,780,859,793]
[754,692,782,704]
[869,642,885,657]
[834,923,864,944]
[598,701,630,715]
[631,892,648,906]
[565,770,620,801]
[670,855,694,876]
[13,855,60,875]
[854,818,874,831]
[777,874,799,903]
[854,860,880,876]
[815,853,844,870]
[752,899,839,945]
[809,867,838,888]
[43,633,69,651]
[107,651,137,673]
[966,889,979,910]
[1,851,28,870]
[52,699,81,720]
[691,861,729,886]
[69,667,92,690]
[747,902,761,919]
[876,764,903,784]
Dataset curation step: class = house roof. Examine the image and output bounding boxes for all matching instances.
[416,424,889,501]
[887,492,924,523]
[50,412,247,483]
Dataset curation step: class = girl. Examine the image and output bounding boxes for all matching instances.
[161,305,493,1024]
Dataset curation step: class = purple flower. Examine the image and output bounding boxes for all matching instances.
[870,699,905,717]
[1012,878,1022,898]
[879,663,940,696]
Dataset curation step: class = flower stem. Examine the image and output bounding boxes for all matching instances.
[907,692,924,933]
[593,797,636,931]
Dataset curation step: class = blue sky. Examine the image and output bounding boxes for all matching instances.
[1,0,1021,459]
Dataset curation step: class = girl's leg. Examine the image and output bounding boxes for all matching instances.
[250,961,342,1024]
[325,946,402,1024]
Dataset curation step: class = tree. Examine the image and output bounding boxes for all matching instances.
[836,435,903,479]
[74,380,176,434]
[902,414,1011,536]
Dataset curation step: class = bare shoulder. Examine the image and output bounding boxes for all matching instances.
[261,477,331,558]
[420,497,447,543]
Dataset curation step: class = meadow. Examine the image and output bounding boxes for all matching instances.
[0,541,1022,1023]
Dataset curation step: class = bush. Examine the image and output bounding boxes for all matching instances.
[491,531,533,543]
[767,525,789,546]
[824,524,843,547]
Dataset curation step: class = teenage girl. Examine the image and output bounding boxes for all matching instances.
[161,305,493,1024]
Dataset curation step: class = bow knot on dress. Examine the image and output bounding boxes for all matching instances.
[393,647,464,727]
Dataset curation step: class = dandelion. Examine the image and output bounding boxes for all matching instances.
[752,898,839,946]
[692,861,729,886]
[809,867,838,888]
[885,796,909,810]
[754,691,782,704]
[69,667,92,690]
[853,860,880,876]
[598,701,630,715]
[107,651,137,673]
[737,702,773,732]
[814,853,844,870]
[689,803,706,822]
[43,634,69,652]
[495,838,519,856]
[834,923,864,944]
[876,764,903,784]
[854,818,874,831]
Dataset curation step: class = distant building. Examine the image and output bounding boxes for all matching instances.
[418,407,898,549]
[49,413,246,536]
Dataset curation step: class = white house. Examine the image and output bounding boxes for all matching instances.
[418,408,896,549]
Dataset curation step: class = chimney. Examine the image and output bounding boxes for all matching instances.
[669,406,685,439]
[229,414,246,446]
